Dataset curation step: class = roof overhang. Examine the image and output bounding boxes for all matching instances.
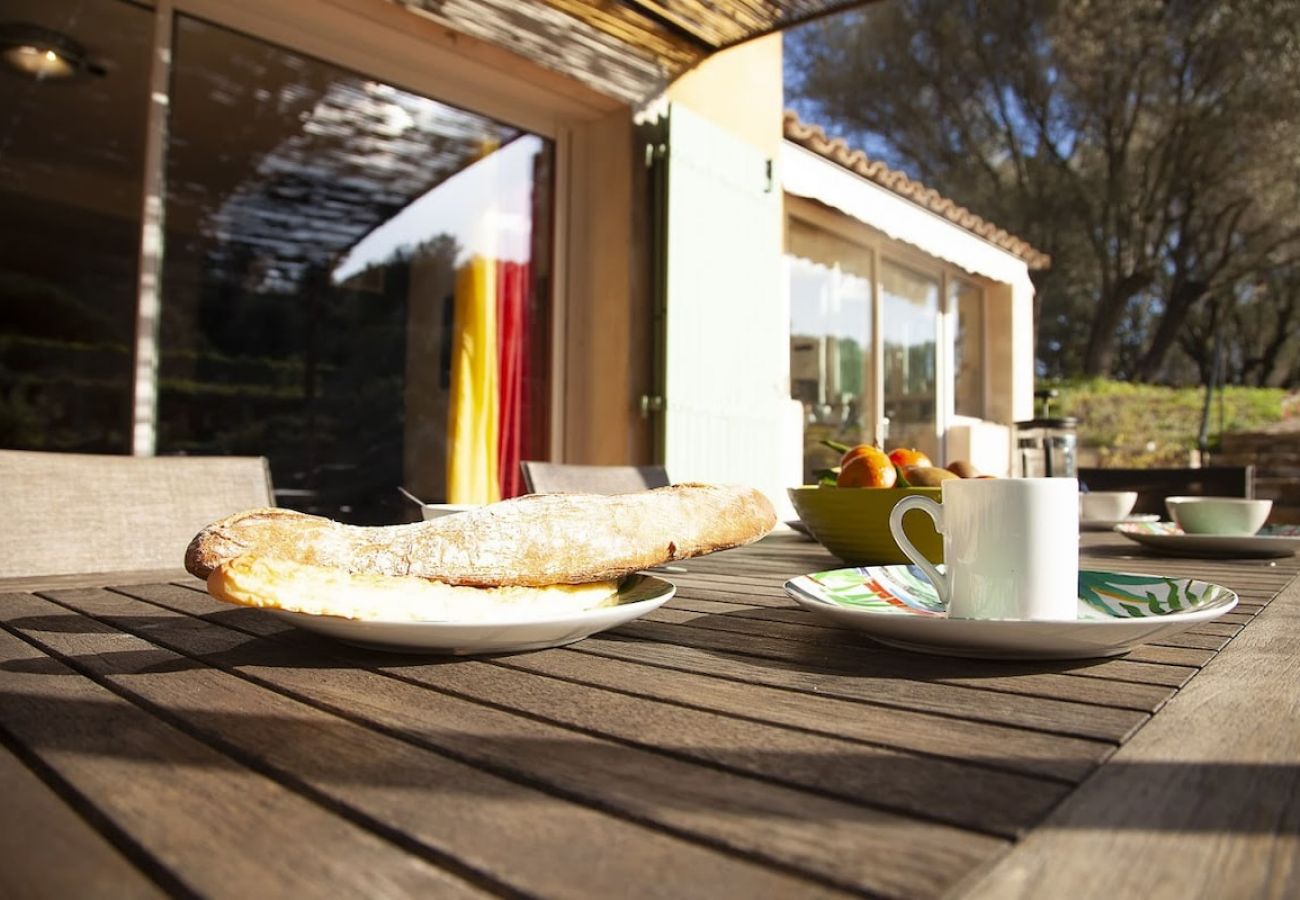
[784,113,1051,270]
[395,0,883,105]
[782,141,1041,292]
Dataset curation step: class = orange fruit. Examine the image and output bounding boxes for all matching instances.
[887,447,932,469]
[838,443,876,468]
[837,447,897,488]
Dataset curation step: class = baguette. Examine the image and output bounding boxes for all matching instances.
[208,554,621,621]
[186,482,776,587]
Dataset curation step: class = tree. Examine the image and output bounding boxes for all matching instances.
[786,0,1300,383]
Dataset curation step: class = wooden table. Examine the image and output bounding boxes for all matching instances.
[2,531,1298,898]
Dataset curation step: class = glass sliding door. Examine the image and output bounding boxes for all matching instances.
[785,212,1001,478]
[0,0,153,452]
[880,260,940,461]
[787,219,873,482]
[951,277,986,419]
[158,15,554,523]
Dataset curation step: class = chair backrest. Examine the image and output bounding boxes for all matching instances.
[0,450,274,579]
[1077,465,1255,516]
[519,461,671,495]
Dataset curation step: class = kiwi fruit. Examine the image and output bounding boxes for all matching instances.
[946,460,983,479]
[904,465,959,487]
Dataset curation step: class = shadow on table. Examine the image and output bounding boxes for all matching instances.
[0,611,459,676]
[0,682,1294,835]
[597,613,1131,680]
[1,601,1292,836]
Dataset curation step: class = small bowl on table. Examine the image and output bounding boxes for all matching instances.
[1079,490,1138,522]
[788,485,943,566]
[1165,496,1273,535]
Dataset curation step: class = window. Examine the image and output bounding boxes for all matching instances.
[158,16,553,522]
[0,2,556,525]
[951,277,985,419]
[785,205,996,477]
[880,259,939,461]
[0,0,153,452]
[787,219,872,482]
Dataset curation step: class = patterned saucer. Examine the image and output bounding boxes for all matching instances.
[784,565,1238,660]
[1115,522,1300,558]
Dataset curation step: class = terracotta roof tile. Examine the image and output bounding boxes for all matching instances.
[783,111,1051,270]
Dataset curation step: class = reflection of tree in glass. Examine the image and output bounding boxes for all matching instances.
[157,232,460,524]
[0,273,133,451]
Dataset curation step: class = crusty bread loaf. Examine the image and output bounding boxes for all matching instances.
[208,554,621,621]
[186,482,776,587]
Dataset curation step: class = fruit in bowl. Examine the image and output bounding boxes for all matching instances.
[837,445,897,488]
[788,485,944,565]
[798,443,997,564]
[818,440,990,489]
[888,447,932,469]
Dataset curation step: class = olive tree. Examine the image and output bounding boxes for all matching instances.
[786,0,1300,383]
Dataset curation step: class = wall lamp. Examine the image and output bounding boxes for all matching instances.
[0,23,103,81]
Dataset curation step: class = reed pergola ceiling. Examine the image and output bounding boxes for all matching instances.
[396,0,880,105]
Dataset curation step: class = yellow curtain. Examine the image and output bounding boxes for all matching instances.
[447,255,500,504]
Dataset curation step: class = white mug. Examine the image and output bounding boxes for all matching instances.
[888,478,1079,620]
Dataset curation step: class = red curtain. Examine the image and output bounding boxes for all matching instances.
[496,260,529,498]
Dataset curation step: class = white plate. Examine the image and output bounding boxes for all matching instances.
[784,565,1238,660]
[1114,522,1300,558]
[1080,513,1160,532]
[271,574,675,655]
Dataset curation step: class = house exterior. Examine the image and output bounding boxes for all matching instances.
[0,0,1038,524]
[781,113,1050,483]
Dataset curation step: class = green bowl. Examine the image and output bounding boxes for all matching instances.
[788,485,943,565]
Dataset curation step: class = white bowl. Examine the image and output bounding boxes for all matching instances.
[1079,490,1138,522]
[420,503,479,520]
[1165,496,1272,535]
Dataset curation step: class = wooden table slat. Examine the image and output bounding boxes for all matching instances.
[612,620,1180,712]
[6,591,854,900]
[645,607,1201,689]
[0,739,167,900]
[127,584,1157,742]
[958,571,1300,899]
[0,528,1294,900]
[0,606,488,900]
[38,585,1004,898]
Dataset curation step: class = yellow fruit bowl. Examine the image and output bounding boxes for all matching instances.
[788,485,943,566]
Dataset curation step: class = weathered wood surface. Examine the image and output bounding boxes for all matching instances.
[958,569,1300,899]
[0,530,1295,898]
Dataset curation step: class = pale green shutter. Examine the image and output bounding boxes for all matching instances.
[660,103,798,514]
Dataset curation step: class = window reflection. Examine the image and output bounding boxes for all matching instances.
[159,16,553,523]
[881,260,939,461]
[787,219,872,482]
[0,0,151,452]
[952,278,985,419]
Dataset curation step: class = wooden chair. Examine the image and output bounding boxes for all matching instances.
[1077,466,1255,516]
[0,450,274,579]
[519,461,671,495]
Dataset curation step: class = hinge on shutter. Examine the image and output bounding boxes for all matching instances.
[764,158,774,192]
[644,143,667,168]
[639,394,665,418]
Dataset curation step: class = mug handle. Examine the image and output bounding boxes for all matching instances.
[888,496,949,609]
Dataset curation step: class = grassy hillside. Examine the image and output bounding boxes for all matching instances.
[1049,380,1289,467]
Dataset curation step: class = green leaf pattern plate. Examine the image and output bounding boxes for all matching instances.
[784,566,1238,660]
[1115,522,1300,558]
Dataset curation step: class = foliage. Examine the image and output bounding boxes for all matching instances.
[1049,378,1286,465]
[786,0,1300,386]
